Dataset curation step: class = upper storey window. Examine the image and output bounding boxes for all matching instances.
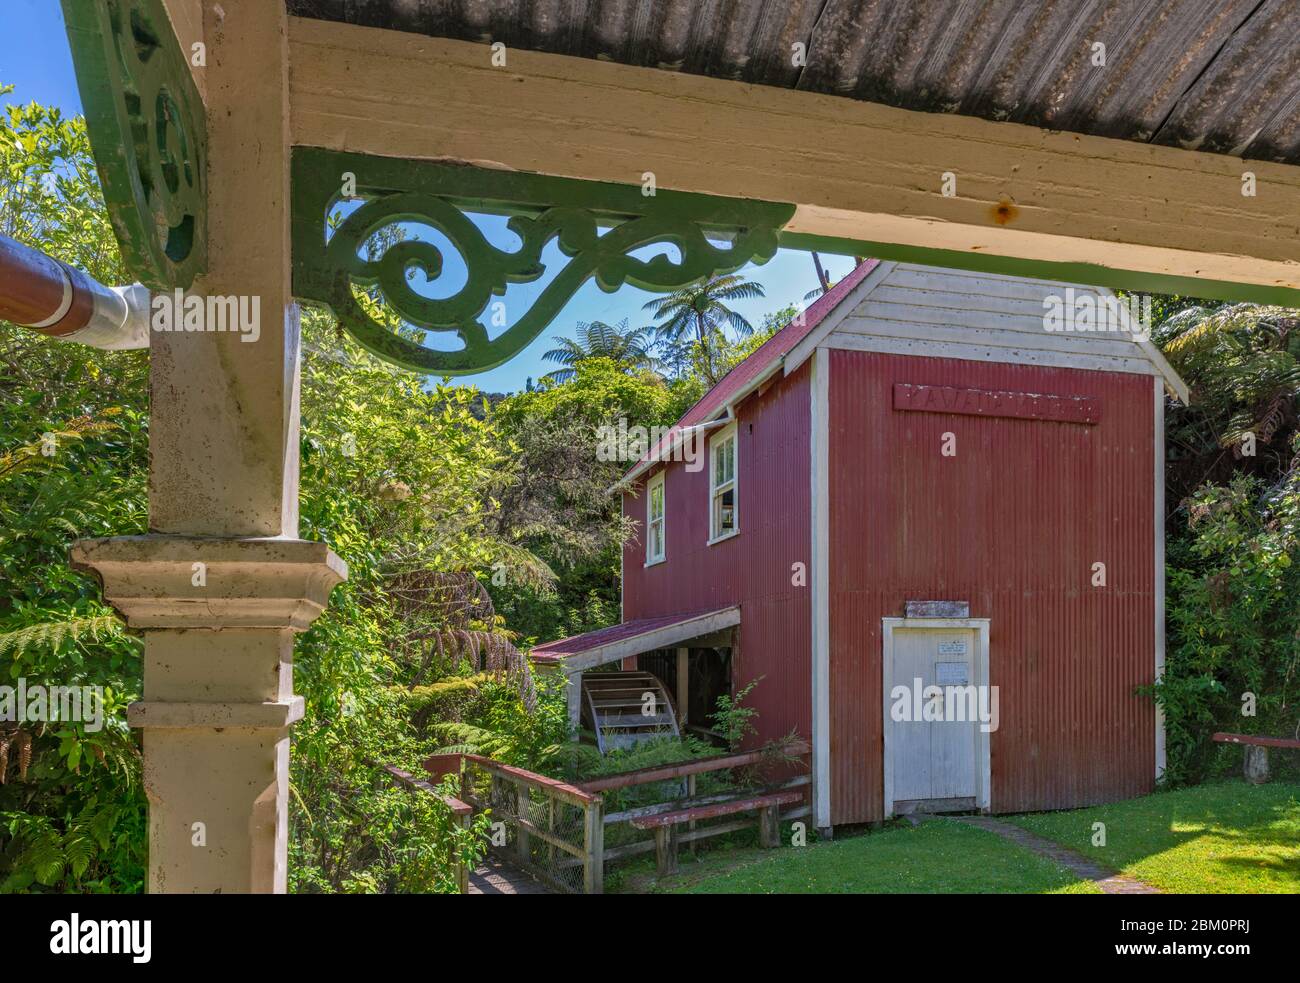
[709,424,738,543]
[646,472,666,565]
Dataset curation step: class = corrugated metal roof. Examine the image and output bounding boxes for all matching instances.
[530,606,738,663]
[621,258,878,481]
[286,0,1300,164]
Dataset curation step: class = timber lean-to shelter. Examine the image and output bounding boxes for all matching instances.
[2,1,1294,891]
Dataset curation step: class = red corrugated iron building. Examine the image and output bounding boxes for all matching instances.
[533,259,1187,831]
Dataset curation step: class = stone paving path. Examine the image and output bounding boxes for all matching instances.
[467,856,553,895]
[955,816,1160,894]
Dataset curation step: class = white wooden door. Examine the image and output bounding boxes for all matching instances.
[889,628,977,805]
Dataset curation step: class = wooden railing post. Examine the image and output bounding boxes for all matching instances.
[516,780,532,865]
[583,797,604,894]
[686,773,697,855]
[382,762,475,894]
[455,810,471,895]
[546,797,556,867]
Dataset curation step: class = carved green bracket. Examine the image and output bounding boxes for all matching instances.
[291,148,795,375]
[61,0,206,290]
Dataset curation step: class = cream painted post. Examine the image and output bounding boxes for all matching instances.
[566,670,583,735]
[72,1,344,893]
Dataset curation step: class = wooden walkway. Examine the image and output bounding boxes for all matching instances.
[467,856,553,895]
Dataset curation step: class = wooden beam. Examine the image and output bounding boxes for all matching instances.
[161,0,206,102]
[675,646,688,727]
[287,17,1300,305]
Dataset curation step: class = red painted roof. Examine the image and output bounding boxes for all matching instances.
[530,608,734,664]
[624,259,878,479]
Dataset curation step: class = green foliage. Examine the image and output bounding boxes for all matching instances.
[1154,298,1300,784]
[541,318,660,384]
[644,273,766,384]
[488,358,690,643]
[418,670,568,771]
[1159,302,1300,500]
[289,309,556,891]
[711,677,763,749]
[0,85,146,893]
[290,770,490,894]
[0,802,128,892]
[1154,466,1300,783]
[0,85,545,894]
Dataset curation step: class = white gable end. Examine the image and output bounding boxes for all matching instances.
[786,262,1188,403]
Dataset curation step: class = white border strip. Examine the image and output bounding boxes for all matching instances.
[785,260,897,377]
[810,346,831,830]
[1154,376,1167,782]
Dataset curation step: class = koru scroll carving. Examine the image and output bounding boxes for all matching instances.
[291,148,795,375]
[61,0,207,289]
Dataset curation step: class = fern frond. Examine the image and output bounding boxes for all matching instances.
[0,614,127,659]
[62,831,95,879]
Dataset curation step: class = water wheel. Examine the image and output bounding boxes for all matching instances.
[581,670,680,754]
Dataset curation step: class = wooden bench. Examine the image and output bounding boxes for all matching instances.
[1213,733,1300,785]
[631,790,805,875]
[1213,732,1300,749]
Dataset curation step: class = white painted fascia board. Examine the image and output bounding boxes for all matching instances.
[1088,282,1189,404]
[612,417,732,491]
[722,360,784,419]
[1138,337,1190,405]
[784,260,898,377]
[555,606,741,673]
[788,258,1189,403]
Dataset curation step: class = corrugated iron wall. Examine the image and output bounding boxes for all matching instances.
[828,350,1156,824]
[623,364,813,747]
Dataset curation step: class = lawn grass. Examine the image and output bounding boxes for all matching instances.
[647,819,1100,894]
[1001,780,1300,894]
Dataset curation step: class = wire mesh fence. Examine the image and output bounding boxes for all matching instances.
[420,740,810,893]
[461,756,599,894]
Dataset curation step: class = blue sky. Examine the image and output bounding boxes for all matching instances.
[2,0,848,394]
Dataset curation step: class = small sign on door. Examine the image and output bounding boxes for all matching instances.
[938,640,967,656]
[935,662,969,685]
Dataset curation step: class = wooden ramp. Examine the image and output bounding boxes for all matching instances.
[467,856,553,895]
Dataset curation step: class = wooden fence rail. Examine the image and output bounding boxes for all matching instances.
[1212,732,1300,749]
[401,737,811,894]
[382,764,474,894]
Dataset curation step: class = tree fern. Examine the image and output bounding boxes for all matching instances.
[541,318,660,384]
[427,721,514,758]
[0,615,126,660]
[0,804,122,889]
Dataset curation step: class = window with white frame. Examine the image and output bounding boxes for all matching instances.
[646,472,666,564]
[709,424,738,542]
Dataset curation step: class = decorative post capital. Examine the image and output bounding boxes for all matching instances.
[70,535,348,631]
